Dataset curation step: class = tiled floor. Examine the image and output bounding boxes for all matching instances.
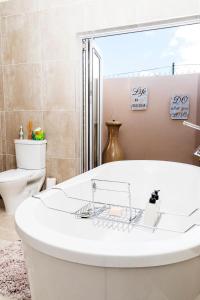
[0,205,19,300]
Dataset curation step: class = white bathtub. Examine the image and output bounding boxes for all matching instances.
[15,161,200,300]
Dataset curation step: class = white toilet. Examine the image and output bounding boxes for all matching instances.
[0,139,47,214]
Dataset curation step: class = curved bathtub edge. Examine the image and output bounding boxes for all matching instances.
[15,211,200,268]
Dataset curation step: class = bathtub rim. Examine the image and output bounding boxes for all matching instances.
[15,160,200,268]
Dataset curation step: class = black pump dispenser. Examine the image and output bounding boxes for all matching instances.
[149,190,160,204]
[149,194,156,204]
[152,190,160,201]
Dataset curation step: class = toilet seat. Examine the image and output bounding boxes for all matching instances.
[0,169,44,183]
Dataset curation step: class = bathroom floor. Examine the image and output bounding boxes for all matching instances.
[0,205,20,300]
[0,208,19,241]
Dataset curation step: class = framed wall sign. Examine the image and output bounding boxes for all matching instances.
[170,95,190,120]
[130,87,148,110]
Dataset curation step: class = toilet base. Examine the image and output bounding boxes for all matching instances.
[0,174,45,215]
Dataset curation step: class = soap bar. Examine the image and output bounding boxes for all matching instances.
[109,206,123,217]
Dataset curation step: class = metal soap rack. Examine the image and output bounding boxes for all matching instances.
[34,178,199,233]
[74,179,143,225]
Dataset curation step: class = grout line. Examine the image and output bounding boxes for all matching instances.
[2,61,42,67]
[46,157,79,160]
[5,153,80,161]
[3,109,76,114]
[0,59,72,67]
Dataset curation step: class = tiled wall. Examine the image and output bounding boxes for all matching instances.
[0,0,80,183]
[0,0,198,183]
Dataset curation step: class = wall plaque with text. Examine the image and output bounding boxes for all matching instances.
[130,87,148,110]
[170,95,190,120]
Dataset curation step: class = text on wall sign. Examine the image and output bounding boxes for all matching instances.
[170,95,190,120]
[130,87,148,110]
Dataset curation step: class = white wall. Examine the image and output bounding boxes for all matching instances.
[78,0,200,32]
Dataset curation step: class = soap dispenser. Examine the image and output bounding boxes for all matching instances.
[143,193,159,227]
[19,125,24,140]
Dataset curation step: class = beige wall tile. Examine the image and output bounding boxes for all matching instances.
[4,64,42,111]
[0,0,38,17]
[38,0,87,10]
[75,158,80,175]
[2,13,41,64]
[0,113,6,156]
[2,139,6,155]
[39,0,67,10]
[74,59,81,112]
[0,138,2,157]
[5,111,43,143]
[39,8,78,61]
[0,36,3,66]
[0,138,3,155]
[75,111,80,159]
[0,112,5,155]
[0,155,4,171]
[2,154,6,171]
[6,140,14,155]
[44,111,76,159]
[38,0,88,10]
[0,68,4,111]
[46,158,77,183]
[0,112,6,138]
[0,17,6,37]
[5,154,16,170]
[42,62,75,111]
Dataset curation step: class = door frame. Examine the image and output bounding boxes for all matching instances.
[82,38,103,172]
[80,16,200,173]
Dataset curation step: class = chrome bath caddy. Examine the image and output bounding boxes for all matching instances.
[34,178,200,234]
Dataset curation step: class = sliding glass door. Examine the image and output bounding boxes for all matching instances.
[82,38,102,172]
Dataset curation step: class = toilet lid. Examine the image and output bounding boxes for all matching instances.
[0,169,43,183]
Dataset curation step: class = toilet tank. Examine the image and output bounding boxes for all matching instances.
[14,140,47,170]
